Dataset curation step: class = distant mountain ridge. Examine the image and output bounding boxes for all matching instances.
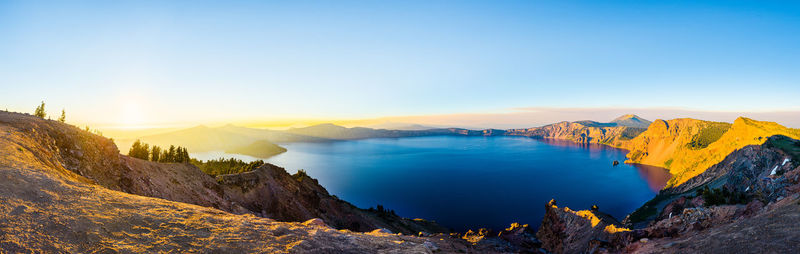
[367,122,437,130]
[129,123,496,156]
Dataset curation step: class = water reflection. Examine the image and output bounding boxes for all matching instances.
[632,164,672,192]
[534,138,671,192]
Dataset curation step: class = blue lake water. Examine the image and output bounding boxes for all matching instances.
[195,136,670,231]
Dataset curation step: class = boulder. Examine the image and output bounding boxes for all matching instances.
[302,218,328,227]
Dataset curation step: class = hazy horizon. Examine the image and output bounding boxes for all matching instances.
[92,107,800,143]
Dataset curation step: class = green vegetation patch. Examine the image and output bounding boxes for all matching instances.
[664,158,674,168]
[619,127,646,140]
[192,158,265,177]
[764,135,800,162]
[687,122,732,150]
[128,139,190,163]
[696,186,748,206]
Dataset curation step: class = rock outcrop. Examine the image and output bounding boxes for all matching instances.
[536,200,630,254]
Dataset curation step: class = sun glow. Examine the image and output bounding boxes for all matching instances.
[118,102,145,129]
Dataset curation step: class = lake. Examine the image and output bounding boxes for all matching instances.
[192,136,670,231]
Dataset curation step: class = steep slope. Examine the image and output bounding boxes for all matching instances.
[624,117,800,187]
[626,135,798,225]
[119,156,250,213]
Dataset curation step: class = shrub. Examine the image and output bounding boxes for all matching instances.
[696,186,747,206]
[34,101,46,118]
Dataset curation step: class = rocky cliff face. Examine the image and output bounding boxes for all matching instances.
[506,121,642,147]
[119,156,251,214]
[624,117,800,187]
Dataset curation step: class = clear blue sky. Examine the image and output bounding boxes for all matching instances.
[1,0,799,127]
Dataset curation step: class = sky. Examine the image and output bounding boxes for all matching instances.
[1,0,799,130]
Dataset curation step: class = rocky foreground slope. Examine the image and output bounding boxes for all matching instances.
[0,111,544,253]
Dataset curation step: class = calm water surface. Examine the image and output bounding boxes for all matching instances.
[194,136,670,231]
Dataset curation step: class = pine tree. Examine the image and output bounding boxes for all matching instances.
[151,146,161,162]
[141,143,149,160]
[58,109,66,123]
[128,140,142,157]
[34,101,46,118]
[174,146,182,162]
[127,139,151,160]
[167,145,176,162]
[180,147,190,163]
[183,147,190,162]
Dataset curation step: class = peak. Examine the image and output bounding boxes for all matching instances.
[315,123,342,127]
[611,114,652,128]
[734,116,754,123]
[614,114,640,121]
[732,117,783,129]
